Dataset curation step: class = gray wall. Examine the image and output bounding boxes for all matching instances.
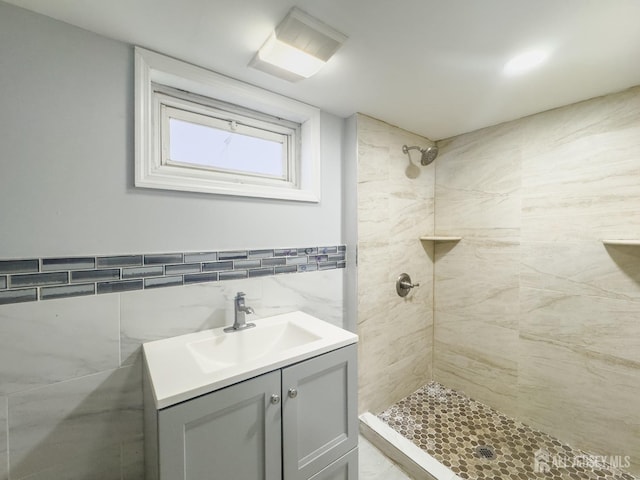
[341,115,358,334]
[0,2,348,479]
[0,3,344,259]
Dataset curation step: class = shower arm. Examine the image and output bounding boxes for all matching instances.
[402,145,421,154]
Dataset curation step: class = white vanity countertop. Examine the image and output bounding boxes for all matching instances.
[143,311,358,409]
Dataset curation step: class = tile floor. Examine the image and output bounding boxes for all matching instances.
[359,434,413,480]
[378,382,637,480]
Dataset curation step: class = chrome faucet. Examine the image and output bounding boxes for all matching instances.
[224,292,256,333]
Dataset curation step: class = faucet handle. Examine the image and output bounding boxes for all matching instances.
[236,291,246,298]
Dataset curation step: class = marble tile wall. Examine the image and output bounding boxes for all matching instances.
[434,116,522,418]
[0,269,345,479]
[9,366,142,480]
[0,295,120,395]
[434,85,640,475]
[356,114,435,414]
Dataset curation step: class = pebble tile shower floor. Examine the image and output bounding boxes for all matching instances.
[378,382,637,480]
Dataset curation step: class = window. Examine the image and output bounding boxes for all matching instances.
[156,88,300,187]
[166,112,288,180]
[135,47,321,202]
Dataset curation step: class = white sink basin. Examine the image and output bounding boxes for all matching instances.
[143,311,358,409]
[188,321,322,370]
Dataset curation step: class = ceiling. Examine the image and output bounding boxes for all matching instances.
[5,0,640,140]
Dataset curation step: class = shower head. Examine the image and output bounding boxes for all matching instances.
[420,146,438,165]
[402,144,439,166]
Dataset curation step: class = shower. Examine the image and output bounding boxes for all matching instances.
[402,144,439,165]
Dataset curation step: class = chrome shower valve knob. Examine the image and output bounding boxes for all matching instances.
[396,273,419,297]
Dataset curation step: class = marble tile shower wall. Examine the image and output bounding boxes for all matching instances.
[356,114,434,414]
[434,85,640,475]
[0,256,346,479]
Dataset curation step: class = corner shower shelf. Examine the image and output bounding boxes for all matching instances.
[601,239,640,246]
[419,236,462,242]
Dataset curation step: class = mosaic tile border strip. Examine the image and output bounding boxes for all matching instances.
[0,245,346,305]
[378,382,637,480]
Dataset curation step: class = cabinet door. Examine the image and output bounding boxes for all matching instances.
[282,345,358,480]
[158,370,281,480]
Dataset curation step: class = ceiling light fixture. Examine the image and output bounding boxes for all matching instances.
[250,7,347,82]
[503,50,548,76]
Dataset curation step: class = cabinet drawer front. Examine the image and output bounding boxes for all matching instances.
[158,370,281,480]
[282,344,358,480]
[308,448,358,480]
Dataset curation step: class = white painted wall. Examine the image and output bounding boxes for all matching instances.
[0,1,345,259]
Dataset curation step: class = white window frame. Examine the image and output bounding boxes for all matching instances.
[134,47,321,202]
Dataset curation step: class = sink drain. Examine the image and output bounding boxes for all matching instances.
[475,445,496,460]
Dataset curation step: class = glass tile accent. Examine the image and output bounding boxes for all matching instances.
[218,251,248,260]
[71,269,120,283]
[219,270,248,281]
[234,259,261,269]
[248,249,274,259]
[285,256,309,265]
[165,263,202,275]
[275,265,297,275]
[145,276,183,289]
[184,273,218,284]
[261,258,286,266]
[184,252,217,263]
[97,280,143,294]
[97,255,143,268]
[42,257,95,271]
[202,261,234,272]
[318,262,338,271]
[298,264,318,273]
[0,288,37,305]
[10,272,68,288]
[0,245,345,303]
[144,253,184,265]
[0,259,39,274]
[249,268,274,278]
[122,266,164,279]
[274,248,298,257]
[41,284,95,301]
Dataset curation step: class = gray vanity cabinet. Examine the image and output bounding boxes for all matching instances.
[148,344,358,480]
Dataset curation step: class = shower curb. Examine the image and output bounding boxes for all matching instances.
[359,412,462,480]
